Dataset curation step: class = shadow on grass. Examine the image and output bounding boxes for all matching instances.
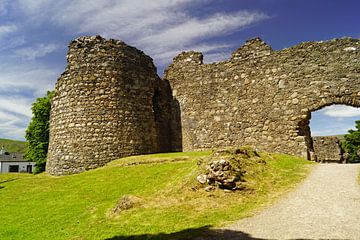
[105,225,266,240]
[105,225,350,240]
[0,178,18,189]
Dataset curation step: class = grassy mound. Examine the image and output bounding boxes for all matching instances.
[0,150,313,240]
[195,147,266,191]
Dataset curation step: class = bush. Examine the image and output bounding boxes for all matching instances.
[24,91,54,173]
[342,120,360,163]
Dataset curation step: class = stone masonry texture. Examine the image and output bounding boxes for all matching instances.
[47,36,360,175]
[164,37,360,159]
[312,136,344,163]
[47,36,181,175]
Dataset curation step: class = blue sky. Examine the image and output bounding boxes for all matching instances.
[0,0,359,140]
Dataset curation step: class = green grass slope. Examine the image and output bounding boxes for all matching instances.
[0,150,314,240]
[0,138,27,154]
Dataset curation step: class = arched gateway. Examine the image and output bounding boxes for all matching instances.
[47,36,359,175]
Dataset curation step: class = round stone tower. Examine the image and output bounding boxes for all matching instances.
[47,36,179,175]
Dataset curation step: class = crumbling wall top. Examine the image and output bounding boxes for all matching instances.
[231,37,272,60]
[172,51,203,65]
[66,35,157,72]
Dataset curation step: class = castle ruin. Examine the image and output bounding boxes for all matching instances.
[47,36,181,175]
[47,36,360,175]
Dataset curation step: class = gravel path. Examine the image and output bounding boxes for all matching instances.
[199,163,360,240]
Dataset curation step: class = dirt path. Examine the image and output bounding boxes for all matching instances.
[199,163,360,240]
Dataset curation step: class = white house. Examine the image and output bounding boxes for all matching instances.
[0,148,36,173]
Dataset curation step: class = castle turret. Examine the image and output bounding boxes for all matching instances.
[47,36,181,175]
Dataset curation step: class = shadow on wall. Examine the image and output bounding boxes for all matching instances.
[153,79,182,153]
[105,225,348,240]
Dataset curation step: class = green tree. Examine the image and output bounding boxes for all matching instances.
[25,91,54,173]
[342,120,360,163]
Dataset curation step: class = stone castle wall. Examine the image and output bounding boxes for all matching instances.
[47,36,360,175]
[47,36,181,175]
[164,37,360,158]
[312,136,343,163]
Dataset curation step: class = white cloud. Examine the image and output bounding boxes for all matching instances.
[320,105,360,118]
[0,124,27,141]
[0,59,60,140]
[13,0,269,65]
[0,36,26,52]
[137,11,267,48]
[0,97,32,117]
[0,98,32,141]
[0,110,19,122]
[0,24,17,38]
[15,43,60,60]
[1,0,270,140]
[0,59,60,96]
[311,105,360,136]
[15,0,52,13]
[0,1,9,15]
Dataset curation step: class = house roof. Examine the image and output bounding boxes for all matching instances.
[0,153,30,162]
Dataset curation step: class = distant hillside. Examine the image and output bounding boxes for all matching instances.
[312,134,345,140]
[0,138,27,154]
[334,134,345,140]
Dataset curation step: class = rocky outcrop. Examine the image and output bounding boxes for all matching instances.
[196,147,264,191]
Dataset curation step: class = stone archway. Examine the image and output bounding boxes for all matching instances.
[299,97,360,161]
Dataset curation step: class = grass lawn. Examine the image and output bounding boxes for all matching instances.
[0,150,314,240]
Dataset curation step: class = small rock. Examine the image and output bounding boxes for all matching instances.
[219,159,227,165]
[197,174,207,184]
[204,186,215,192]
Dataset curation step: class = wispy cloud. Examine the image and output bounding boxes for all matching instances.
[15,43,60,60]
[0,1,9,15]
[320,105,360,118]
[0,52,62,140]
[0,97,33,140]
[0,61,61,96]
[0,0,270,140]
[0,24,17,39]
[136,11,267,48]
[0,97,32,117]
[0,36,25,52]
[14,0,269,65]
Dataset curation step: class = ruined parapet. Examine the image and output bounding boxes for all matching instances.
[165,37,360,157]
[312,136,344,163]
[231,37,272,60]
[47,36,181,175]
